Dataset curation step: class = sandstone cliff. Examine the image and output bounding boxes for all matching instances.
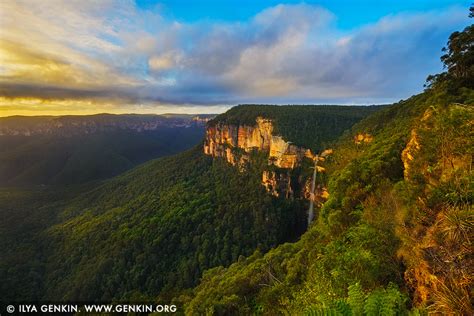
[203,117,314,168]
[203,116,329,203]
[398,105,473,311]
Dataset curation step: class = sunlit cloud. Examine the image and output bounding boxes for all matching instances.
[0,0,470,116]
[0,97,228,116]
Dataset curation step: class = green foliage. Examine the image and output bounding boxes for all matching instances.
[3,14,474,310]
[0,185,94,301]
[426,6,474,90]
[305,283,407,316]
[0,147,306,302]
[348,283,365,315]
[1,90,471,313]
[364,284,407,316]
[1,9,473,314]
[305,300,351,316]
[395,102,473,314]
[0,127,204,186]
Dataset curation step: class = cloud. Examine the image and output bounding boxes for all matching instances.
[0,1,470,115]
[142,5,467,104]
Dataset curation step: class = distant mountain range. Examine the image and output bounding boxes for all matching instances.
[0,113,214,136]
[0,114,214,186]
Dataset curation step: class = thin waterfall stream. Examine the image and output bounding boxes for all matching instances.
[307,157,318,226]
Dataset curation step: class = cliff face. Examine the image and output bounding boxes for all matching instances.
[398,105,473,311]
[204,117,326,202]
[262,170,293,198]
[204,117,313,168]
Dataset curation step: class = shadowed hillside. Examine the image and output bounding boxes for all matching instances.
[0,114,211,185]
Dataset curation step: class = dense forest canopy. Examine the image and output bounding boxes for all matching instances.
[0,105,378,303]
[0,146,307,302]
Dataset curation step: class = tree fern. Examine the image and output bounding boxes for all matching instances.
[348,282,365,316]
[305,305,348,316]
[364,289,383,315]
[306,283,408,316]
[333,299,352,316]
[378,283,406,315]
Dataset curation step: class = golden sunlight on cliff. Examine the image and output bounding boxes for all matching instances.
[203,116,333,204]
[397,104,473,315]
[353,132,373,144]
[203,117,311,169]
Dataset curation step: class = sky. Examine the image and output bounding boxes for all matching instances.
[0,0,471,116]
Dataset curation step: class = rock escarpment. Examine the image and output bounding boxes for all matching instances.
[398,105,473,309]
[204,117,327,202]
[204,117,314,168]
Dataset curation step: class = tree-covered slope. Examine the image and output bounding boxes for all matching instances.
[1,103,380,304]
[0,146,307,302]
[0,114,206,186]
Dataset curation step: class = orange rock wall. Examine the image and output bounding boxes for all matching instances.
[203,117,309,168]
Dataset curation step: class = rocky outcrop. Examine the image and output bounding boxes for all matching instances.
[302,179,329,207]
[262,170,293,198]
[401,130,421,179]
[398,105,473,312]
[354,132,373,144]
[204,117,314,168]
[204,117,330,202]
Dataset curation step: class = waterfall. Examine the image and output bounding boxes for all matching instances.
[307,158,318,226]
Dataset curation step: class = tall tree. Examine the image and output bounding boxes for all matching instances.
[427,6,474,88]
